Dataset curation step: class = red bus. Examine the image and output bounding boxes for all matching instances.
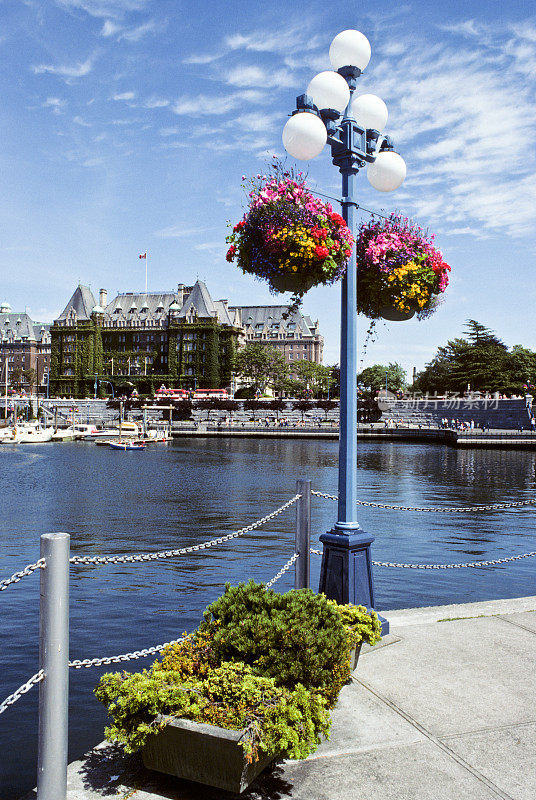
[154,386,189,400]
[192,389,229,400]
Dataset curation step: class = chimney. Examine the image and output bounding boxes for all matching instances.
[99,288,107,308]
[177,283,185,307]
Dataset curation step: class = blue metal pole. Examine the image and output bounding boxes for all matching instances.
[337,169,359,530]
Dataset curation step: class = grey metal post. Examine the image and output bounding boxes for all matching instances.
[37,533,70,800]
[295,479,311,589]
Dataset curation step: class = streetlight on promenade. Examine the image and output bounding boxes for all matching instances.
[282,29,406,623]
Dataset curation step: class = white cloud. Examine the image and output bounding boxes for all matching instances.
[56,1,148,19]
[183,52,222,65]
[224,65,297,89]
[42,97,66,113]
[159,126,180,136]
[32,55,95,79]
[100,20,121,36]
[225,26,323,55]
[144,97,170,108]
[171,90,264,116]
[156,225,212,239]
[361,25,536,237]
[111,91,136,101]
[73,115,91,126]
[118,19,159,42]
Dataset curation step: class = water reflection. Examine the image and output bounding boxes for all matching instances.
[1,439,536,798]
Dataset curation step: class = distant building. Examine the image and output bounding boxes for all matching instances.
[0,302,51,393]
[230,305,323,365]
[49,282,241,397]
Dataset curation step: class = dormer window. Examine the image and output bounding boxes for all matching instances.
[114,306,122,313]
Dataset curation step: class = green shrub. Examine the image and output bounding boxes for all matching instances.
[199,582,351,706]
[328,601,382,648]
[94,661,330,763]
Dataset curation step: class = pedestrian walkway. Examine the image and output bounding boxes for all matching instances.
[23,595,536,800]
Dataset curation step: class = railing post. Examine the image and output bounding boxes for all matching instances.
[37,533,70,800]
[295,479,311,589]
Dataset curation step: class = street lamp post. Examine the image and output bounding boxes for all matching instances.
[283,29,406,625]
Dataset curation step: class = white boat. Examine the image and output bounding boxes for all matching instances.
[52,427,76,441]
[9,423,54,443]
[73,423,100,439]
[108,440,146,451]
[92,421,140,439]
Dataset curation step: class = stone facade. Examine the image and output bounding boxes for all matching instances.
[0,302,51,392]
[229,305,323,365]
[50,282,241,398]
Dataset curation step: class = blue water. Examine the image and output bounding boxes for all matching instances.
[1,438,535,798]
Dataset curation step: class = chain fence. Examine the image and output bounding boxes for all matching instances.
[0,671,44,716]
[0,495,301,593]
[310,547,536,569]
[265,553,299,588]
[311,490,536,513]
[0,559,45,593]
[69,495,301,566]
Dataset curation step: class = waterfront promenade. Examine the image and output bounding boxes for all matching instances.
[23,594,536,800]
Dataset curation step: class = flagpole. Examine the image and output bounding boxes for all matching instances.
[145,251,148,294]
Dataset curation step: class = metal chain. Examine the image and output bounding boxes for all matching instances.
[70,495,301,566]
[371,552,536,569]
[0,670,44,716]
[0,559,45,592]
[311,490,536,513]
[265,553,299,588]
[309,547,536,568]
[69,636,188,669]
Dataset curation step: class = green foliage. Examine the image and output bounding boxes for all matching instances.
[293,360,334,397]
[327,602,382,648]
[234,343,288,393]
[95,659,330,763]
[358,362,407,394]
[415,319,536,395]
[200,582,351,707]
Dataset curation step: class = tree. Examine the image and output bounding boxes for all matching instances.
[316,399,338,421]
[234,344,288,394]
[358,363,407,395]
[414,320,528,395]
[11,368,23,390]
[292,399,312,422]
[22,368,37,390]
[293,360,335,398]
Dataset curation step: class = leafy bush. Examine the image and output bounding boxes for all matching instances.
[199,582,351,706]
[328,601,382,649]
[95,661,330,763]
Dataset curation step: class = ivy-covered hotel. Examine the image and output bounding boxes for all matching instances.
[50,281,325,398]
[50,282,241,397]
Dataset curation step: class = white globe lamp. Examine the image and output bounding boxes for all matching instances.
[351,94,388,132]
[367,151,407,192]
[329,29,371,71]
[306,71,350,113]
[282,112,327,160]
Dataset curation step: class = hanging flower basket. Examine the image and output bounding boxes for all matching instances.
[226,166,354,300]
[355,213,451,321]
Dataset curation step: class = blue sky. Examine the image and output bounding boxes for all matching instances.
[0,0,535,378]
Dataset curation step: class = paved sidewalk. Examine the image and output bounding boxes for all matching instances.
[24,595,536,800]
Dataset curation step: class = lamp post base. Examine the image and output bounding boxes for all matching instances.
[318,527,389,635]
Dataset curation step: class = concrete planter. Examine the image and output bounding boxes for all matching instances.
[142,715,276,794]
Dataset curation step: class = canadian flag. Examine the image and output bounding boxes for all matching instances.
[139,252,147,259]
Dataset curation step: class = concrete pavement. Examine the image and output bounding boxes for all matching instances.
[23,595,536,800]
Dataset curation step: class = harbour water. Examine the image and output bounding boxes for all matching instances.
[1,438,536,799]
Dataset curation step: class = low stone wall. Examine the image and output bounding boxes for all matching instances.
[380,397,534,431]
